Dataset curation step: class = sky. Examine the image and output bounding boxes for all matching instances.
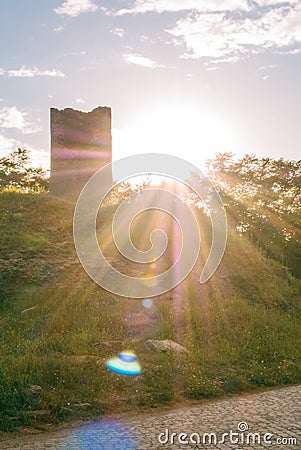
[0,0,300,171]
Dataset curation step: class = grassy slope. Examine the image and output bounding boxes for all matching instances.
[0,192,300,431]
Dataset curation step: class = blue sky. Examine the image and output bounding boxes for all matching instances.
[0,0,300,169]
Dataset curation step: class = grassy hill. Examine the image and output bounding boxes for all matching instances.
[0,191,300,432]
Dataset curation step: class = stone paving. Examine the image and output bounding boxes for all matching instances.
[1,385,300,450]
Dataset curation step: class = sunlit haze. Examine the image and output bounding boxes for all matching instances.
[113,104,239,169]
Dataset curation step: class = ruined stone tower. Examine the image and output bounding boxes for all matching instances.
[50,106,112,196]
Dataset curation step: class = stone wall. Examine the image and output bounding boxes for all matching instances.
[50,107,112,196]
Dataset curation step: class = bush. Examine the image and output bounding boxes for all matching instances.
[0,148,49,193]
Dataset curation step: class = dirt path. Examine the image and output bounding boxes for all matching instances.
[1,385,300,449]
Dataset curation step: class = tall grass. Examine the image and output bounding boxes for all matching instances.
[0,193,300,431]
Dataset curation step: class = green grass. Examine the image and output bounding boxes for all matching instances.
[0,192,300,431]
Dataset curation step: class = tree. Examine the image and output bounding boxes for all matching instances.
[200,153,301,278]
[0,148,49,193]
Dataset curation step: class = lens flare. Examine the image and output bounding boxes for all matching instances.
[68,420,138,449]
[73,153,227,298]
[142,298,153,309]
[105,351,141,376]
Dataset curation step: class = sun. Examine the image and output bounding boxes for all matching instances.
[113,104,237,181]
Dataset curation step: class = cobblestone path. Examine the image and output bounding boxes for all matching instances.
[1,385,300,450]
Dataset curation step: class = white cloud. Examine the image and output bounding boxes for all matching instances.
[0,107,27,130]
[167,13,244,58]
[53,25,64,32]
[7,66,65,78]
[123,53,164,68]
[0,136,49,168]
[107,0,250,15]
[167,4,301,60]
[110,27,125,38]
[71,50,86,56]
[27,147,50,168]
[76,98,85,104]
[277,48,301,54]
[209,56,240,64]
[260,64,278,69]
[54,0,98,17]
[255,0,298,5]
[0,68,5,75]
[57,51,86,58]
[0,135,20,156]
[0,107,41,134]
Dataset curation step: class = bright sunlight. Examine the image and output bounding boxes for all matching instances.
[113,104,238,180]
